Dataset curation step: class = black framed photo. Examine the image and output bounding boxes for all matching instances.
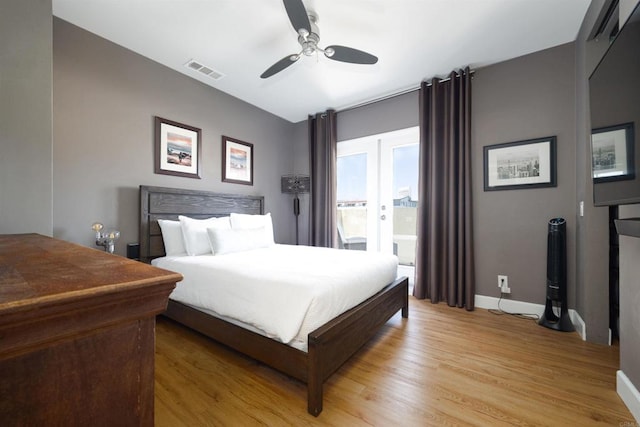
[484,136,557,191]
[154,116,202,179]
[222,135,253,185]
[591,122,635,183]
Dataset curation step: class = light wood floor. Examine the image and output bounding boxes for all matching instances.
[154,297,635,426]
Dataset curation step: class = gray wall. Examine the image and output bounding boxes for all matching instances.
[0,0,53,236]
[575,0,622,345]
[473,43,578,307]
[53,19,297,253]
[337,91,419,142]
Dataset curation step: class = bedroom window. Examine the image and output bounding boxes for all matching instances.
[337,127,419,268]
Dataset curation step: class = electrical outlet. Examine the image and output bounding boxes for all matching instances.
[497,275,507,288]
[498,275,511,294]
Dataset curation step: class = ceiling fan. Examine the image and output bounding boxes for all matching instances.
[260,0,378,79]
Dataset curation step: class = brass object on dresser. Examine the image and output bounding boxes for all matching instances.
[0,234,182,426]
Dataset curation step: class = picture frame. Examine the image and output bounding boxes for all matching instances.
[154,117,202,179]
[484,136,557,191]
[222,136,253,185]
[591,122,635,183]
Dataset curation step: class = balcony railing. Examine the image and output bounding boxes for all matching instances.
[337,203,417,266]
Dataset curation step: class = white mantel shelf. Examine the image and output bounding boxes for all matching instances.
[615,218,640,238]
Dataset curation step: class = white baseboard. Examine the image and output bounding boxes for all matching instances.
[475,295,586,340]
[617,370,640,423]
[475,295,544,316]
[570,309,586,341]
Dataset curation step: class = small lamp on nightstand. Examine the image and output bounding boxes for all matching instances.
[91,222,120,254]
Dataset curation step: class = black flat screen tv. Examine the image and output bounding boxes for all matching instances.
[589,4,640,206]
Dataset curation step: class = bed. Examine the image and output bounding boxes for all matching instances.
[139,185,409,416]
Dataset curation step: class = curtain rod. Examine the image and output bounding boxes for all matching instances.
[337,69,474,114]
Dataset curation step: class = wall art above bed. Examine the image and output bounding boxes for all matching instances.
[154,116,202,179]
[483,136,557,191]
[222,135,253,186]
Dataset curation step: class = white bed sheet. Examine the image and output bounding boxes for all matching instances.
[152,244,398,352]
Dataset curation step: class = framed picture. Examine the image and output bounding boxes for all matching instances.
[154,117,201,179]
[484,136,557,191]
[591,122,635,183]
[222,136,253,185]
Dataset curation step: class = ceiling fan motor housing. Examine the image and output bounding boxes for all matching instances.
[298,13,320,56]
[260,1,377,78]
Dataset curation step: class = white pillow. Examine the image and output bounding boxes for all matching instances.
[230,212,275,245]
[207,226,271,255]
[179,215,231,256]
[157,219,187,256]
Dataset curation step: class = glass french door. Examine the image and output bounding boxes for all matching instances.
[337,127,419,265]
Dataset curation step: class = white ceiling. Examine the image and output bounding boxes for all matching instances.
[52,0,591,123]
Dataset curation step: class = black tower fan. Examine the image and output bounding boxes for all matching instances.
[539,218,574,331]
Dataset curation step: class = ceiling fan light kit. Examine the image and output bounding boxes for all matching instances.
[261,0,378,79]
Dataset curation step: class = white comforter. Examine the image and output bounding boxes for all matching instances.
[153,244,398,348]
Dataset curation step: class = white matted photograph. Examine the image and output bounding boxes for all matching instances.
[484,136,557,191]
[222,136,253,185]
[154,116,202,179]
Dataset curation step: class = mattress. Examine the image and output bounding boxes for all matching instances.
[152,244,398,352]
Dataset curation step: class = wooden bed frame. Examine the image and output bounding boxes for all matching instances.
[139,185,409,416]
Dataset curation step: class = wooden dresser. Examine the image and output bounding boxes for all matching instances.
[0,234,182,426]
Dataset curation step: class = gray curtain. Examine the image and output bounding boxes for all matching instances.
[413,68,475,309]
[308,110,337,248]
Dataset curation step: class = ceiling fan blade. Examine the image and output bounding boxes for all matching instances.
[283,0,311,35]
[260,55,299,79]
[324,45,378,65]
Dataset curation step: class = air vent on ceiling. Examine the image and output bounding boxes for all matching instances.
[184,59,225,81]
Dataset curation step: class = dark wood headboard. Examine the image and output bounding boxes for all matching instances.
[139,185,264,262]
